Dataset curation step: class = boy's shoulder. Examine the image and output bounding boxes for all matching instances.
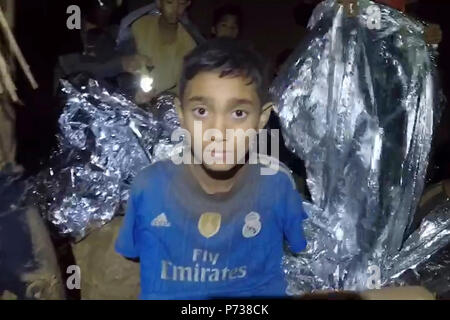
[255,155,297,192]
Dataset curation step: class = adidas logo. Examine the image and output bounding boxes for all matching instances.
[151,213,171,227]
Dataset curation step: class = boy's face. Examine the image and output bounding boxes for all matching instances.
[157,0,191,24]
[177,72,271,172]
[213,15,239,39]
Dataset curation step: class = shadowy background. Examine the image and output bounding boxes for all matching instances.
[11,0,450,183]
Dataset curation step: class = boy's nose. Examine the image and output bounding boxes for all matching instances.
[213,119,227,139]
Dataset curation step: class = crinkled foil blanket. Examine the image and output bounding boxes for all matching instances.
[27,74,181,241]
[1,0,449,297]
[271,0,448,295]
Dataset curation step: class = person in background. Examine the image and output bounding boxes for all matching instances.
[127,0,197,103]
[211,4,243,39]
[117,0,204,49]
[55,0,151,95]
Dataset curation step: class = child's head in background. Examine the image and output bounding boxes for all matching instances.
[211,5,243,39]
[157,0,191,25]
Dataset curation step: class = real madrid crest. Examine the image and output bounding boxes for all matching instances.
[198,212,222,238]
[242,212,262,238]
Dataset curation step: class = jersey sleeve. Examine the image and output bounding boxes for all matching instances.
[281,175,308,254]
[115,180,142,259]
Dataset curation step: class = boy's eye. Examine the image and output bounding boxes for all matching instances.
[193,107,208,118]
[232,110,248,119]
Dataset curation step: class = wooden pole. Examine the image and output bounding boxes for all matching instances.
[5,0,14,28]
[0,6,38,90]
[0,48,17,102]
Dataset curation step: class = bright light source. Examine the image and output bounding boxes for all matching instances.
[140,76,154,93]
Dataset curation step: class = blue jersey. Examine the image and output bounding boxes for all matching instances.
[115,160,307,299]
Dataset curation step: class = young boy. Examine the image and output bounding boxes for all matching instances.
[115,39,308,299]
[211,5,242,39]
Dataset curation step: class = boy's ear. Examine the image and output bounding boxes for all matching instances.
[174,97,184,126]
[258,102,273,130]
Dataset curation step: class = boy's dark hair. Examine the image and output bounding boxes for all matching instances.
[180,39,269,104]
[213,4,243,30]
